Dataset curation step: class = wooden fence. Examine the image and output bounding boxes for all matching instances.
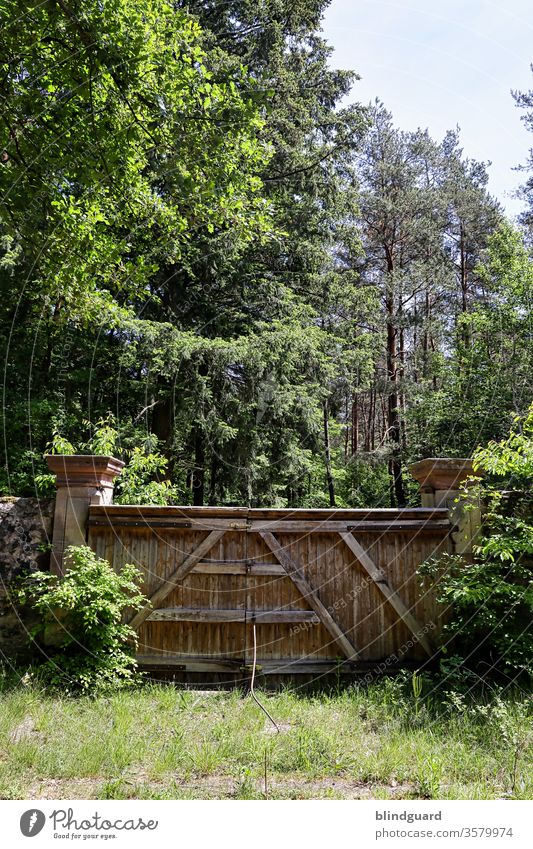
[45,455,478,685]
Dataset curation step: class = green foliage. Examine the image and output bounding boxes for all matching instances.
[17,546,147,694]
[0,1,531,512]
[0,0,272,497]
[408,223,533,458]
[46,432,75,455]
[115,446,177,505]
[0,0,271,322]
[337,457,392,508]
[82,416,120,457]
[421,406,533,677]
[44,417,177,505]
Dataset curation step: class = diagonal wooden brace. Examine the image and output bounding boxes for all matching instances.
[259,530,358,660]
[339,532,435,657]
[129,529,226,632]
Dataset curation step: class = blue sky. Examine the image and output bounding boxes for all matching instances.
[322,0,533,218]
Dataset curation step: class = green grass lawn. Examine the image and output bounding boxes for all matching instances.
[0,675,531,800]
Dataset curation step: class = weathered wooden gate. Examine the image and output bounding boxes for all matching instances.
[45,455,477,684]
[87,505,450,681]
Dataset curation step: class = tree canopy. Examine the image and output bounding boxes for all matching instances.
[1,0,532,509]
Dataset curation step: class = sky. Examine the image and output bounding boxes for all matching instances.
[322,0,533,218]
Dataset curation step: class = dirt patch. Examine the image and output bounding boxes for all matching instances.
[26,778,104,800]
[20,773,418,800]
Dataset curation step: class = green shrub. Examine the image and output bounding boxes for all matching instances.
[114,444,177,506]
[420,405,533,677]
[46,418,178,505]
[17,545,148,694]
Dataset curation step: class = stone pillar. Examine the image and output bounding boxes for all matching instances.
[46,455,124,575]
[409,458,481,556]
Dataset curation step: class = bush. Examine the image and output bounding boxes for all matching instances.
[45,418,178,505]
[114,444,177,505]
[17,546,148,694]
[420,405,533,678]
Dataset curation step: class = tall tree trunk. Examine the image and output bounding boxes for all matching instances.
[323,401,336,508]
[398,303,407,452]
[459,223,471,354]
[192,424,205,506]
[344,397,349,461]
[385,274,406,507]
[208,449,218,506]
[430,337,438,391]
[152,384,174,476]
[352,395,358,454]
[191,360,209,506]
[460,223,468,314]
[422,290,430,380]
[367,388,374,452]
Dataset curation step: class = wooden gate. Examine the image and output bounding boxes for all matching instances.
[88,505,451,682]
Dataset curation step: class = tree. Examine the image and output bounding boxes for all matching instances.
[0,0,271,492]
[513,66,533,237]
[118,0,372,506]
[355,104,450,504]
[411,223,533,457]
[351,106,502,502]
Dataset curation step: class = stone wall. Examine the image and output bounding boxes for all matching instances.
[0,497,54,664]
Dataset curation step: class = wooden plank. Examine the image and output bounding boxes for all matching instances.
[248,507,449,522]
[136,654,242,672]
[192,561,285,576]
[346,521,450,532]
[128,529,226,631]
[136,655,423,674]
[90,506,250,519]
[249,520,450,534]
[259,530,358,660]
[88,519,192,529]
[91,518,448,533]
[90,505,449,522]
[339,532,435,657]
[146,607,320,624]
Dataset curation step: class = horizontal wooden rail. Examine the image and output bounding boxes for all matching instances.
[192,561,285,576]
[146,607,320,624]
[136,655,425,674]
[345,520,450,533]
[89,506,451,536]
[91,505,449,520]
[90,517,451,533]
[88,518,192,529]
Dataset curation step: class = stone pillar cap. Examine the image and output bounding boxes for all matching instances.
[45,454,125,486]
[409,457,477,491]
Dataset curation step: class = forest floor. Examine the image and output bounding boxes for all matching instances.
[0,676,531,800]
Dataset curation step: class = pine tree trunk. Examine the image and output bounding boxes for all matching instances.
[192,425,205,506]
[208,450,218,506]
[385,277,406,507]
[352,396,358,454]
[323,401,336,508]
[152,386,174,475]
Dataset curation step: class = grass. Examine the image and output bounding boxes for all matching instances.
[0,672,531,800]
